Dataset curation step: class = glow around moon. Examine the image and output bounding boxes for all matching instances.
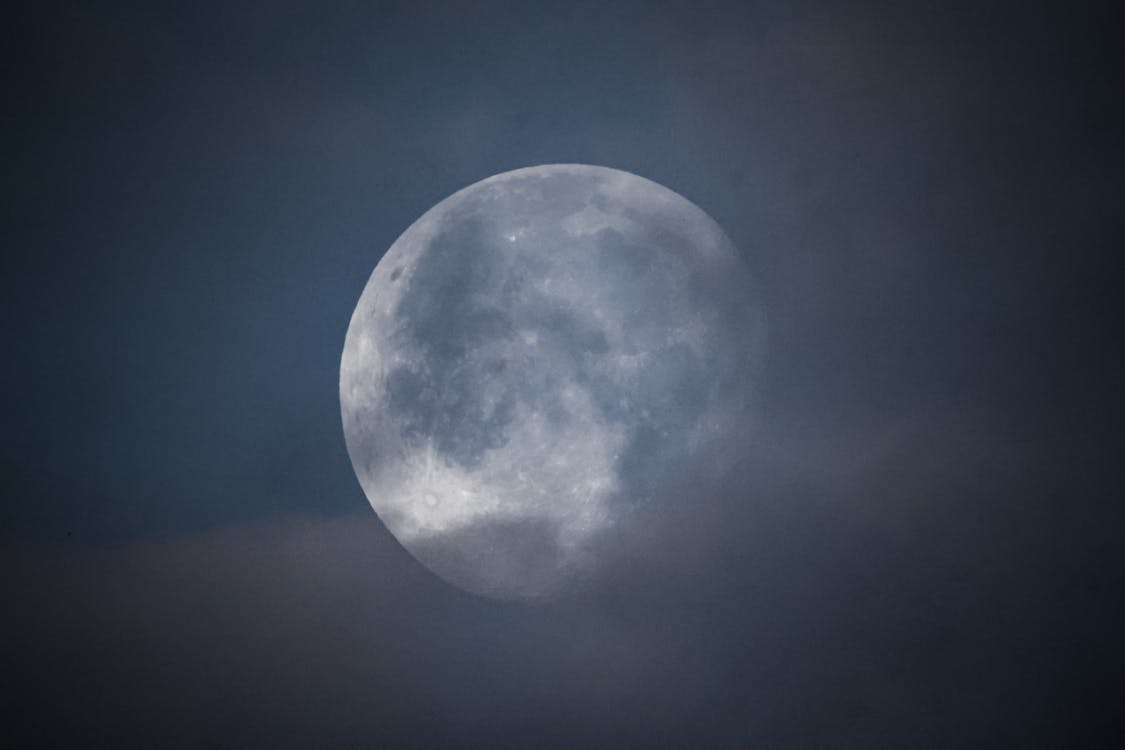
[341,165,764,599]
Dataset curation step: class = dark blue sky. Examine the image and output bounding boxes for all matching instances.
[6,1,1123,746]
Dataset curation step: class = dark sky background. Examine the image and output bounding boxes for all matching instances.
[6,0,1123,746]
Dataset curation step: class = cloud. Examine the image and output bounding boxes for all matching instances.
[6,402,1110,747]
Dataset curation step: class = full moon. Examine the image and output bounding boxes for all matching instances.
[341,165,764,599]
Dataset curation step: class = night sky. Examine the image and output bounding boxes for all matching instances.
[6,1,1123,746]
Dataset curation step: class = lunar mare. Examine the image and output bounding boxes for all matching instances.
[341,164,764,599]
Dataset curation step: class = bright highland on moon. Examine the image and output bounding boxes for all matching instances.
[341,164,764,599]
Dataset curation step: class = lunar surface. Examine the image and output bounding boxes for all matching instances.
[341,164,764,599]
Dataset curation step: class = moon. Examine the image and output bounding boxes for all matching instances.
[341,164,764,599]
